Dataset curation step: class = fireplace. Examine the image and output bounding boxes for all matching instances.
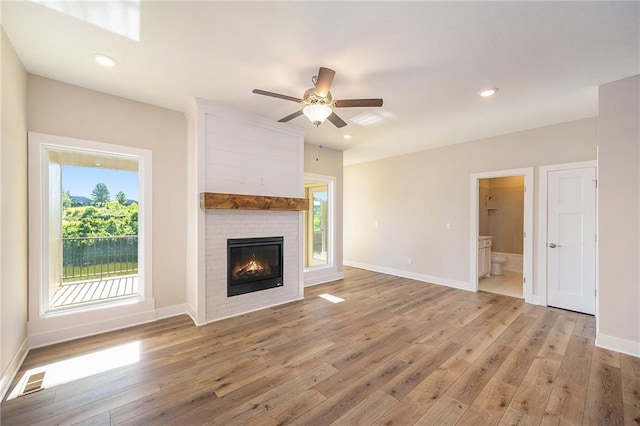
[227,236,284,297]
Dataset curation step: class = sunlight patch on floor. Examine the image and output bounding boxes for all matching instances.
[319,293,345,304]
[7,341,140,400]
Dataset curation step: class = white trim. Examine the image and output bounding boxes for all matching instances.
[470,168,534,303]
[28,300,157,349]
[0,338,29,401]
[186,303,202,326]
[299,211,305,297]
[537,160,597,308]
[185,102,207,325]
[304,270,344,287]
[344,260,471,291]
[156,304,188,320]
[303,173,336,272]
[596,332,640,358]
[27,132,154,343]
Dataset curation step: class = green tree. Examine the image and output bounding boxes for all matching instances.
[62,189,72,209]
[115,191,127,205]
[91,183,110,206]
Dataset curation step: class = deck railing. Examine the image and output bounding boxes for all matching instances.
[62,236,138,282]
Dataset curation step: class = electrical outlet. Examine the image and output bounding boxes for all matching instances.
[407,258,412,265]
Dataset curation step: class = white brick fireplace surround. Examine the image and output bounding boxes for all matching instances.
[186,100,306,325]
[205,210,302,322]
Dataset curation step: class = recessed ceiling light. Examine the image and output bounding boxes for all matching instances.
[477,87,498,98]
[343,134,353,139]
[94,54,118,68]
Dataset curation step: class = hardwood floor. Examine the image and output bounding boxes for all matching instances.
[2,267,638,425]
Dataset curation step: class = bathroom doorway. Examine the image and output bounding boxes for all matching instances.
[470,168,534,303]
[478,176,524,298]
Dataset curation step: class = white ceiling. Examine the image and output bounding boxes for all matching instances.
[2,1,639,165]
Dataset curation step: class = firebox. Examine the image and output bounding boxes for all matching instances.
[227,237,284,297]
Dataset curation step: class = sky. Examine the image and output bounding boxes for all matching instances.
[62,166,138,201]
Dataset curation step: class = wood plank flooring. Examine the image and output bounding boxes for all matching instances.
[2,267,639,425]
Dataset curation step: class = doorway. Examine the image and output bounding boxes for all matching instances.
[478,176,525,298]
[470,168,534,303]
[303,173,341,287]
[304,181,329,268]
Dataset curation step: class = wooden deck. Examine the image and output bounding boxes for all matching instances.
[2,267,638,425]
[50,275,139,308]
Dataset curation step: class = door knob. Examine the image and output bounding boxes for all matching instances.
[549,242,561,248]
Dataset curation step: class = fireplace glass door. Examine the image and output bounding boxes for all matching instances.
[227,237,283,296]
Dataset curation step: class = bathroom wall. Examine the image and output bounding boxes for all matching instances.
[478,179,490,236]
[480,176,524,254]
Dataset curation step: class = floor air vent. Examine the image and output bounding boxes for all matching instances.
[20,372,45,396]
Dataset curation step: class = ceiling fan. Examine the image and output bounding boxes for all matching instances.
[252,67,383,128]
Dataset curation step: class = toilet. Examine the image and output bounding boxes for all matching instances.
[490,254,508,275]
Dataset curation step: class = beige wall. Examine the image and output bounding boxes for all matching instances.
[27,76,187,309]
[344,118,596,291]
[598,75,640,350]
[1,28,28,384]
[304,143,344,274]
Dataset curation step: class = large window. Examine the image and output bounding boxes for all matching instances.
[50,158,140,311]
[29,133,153,326]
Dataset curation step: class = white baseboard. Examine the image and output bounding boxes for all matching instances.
[0,338,29,401]
[156,304,188,320]
[304,272,344,287]
[596,332,640,357]
[28,308,158,349]
[344,260,472,292]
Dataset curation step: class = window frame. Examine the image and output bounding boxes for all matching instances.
[28,132,155,347]
[303,173,336,275]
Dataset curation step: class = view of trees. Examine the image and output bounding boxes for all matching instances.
[61,182,139,282]
[91,182,111,206]
[116,191,127,205]
[63,183,137,238]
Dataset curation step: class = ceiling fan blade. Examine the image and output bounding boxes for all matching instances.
[334,98,383,108]
[278,109,304,123]
[253,89,302,103]
[314,67,335,97]
[327,112,347,128]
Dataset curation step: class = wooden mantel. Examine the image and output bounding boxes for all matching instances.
[201,192,309,211]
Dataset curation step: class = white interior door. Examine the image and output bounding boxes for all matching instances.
[547,167,596,314]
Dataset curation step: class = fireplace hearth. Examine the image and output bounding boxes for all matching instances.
[227,237,284,297]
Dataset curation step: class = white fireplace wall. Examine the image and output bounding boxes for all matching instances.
[186,100,306,324]
[204,107,303,198]
[205,210,303,322]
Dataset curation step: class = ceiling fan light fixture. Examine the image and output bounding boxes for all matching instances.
[303,104,332,126]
